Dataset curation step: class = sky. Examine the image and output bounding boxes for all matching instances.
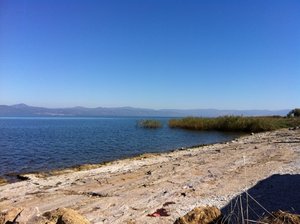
[0,0,299,110]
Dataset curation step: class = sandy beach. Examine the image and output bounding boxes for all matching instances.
[0,128,300,223]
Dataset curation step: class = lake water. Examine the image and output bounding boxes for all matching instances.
[0,117,241,179]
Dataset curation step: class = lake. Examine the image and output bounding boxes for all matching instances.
[0,117,241,179]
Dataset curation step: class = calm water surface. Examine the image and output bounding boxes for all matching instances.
[0,117,241,178]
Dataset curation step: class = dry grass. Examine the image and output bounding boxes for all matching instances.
[260,210,300,224]
[169,116,300,133]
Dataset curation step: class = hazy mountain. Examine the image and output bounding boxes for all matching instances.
[0,104,290,117]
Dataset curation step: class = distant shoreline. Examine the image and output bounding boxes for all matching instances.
[0,103,290,117]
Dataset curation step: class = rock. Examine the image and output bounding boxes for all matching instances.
[57,210,90,224]
[0,207,89,224]
[0,178,7,186]
[0,207,23,224]
[16,174,30,181]
[15,207,40,223]
[260,210,300,224]
[43,208,90,224]
[27,215,55,224]
[174,206,222,224]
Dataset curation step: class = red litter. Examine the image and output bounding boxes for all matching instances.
[147,208,170,217]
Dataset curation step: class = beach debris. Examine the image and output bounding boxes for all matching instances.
[289,126,300,131]
[163,201,176,207]
[183,183,194,189]
[85,191,109,197]
[130,207,139,211]
[208,170,215,178]
[167,180,176,184]
[91,206,101,212]
[174,206,222,224]
[146,170,152,175]
[259,210,300,224]
[56,181,62,186]
[0,198,8,203]
[180,192,186,197]
[147,208,170,217]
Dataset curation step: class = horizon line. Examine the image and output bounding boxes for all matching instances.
[0,103,292,112]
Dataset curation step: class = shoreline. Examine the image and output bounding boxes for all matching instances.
[2,145,211,184]
[2,135,242,184]
[1,128,299,223]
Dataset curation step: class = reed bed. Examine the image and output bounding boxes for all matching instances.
[138,119,162,129]
[169,116,300,133]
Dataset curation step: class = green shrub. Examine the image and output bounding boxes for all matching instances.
[287,108,300,117]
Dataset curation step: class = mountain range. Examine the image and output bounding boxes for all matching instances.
[0,104,290,117]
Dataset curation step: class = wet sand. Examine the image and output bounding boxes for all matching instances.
[0,128,299,223]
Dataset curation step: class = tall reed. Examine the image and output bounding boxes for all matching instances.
[169,116,300,133]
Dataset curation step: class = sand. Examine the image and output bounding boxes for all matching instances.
[0,128,299,223]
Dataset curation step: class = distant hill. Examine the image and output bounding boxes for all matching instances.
[0,104,290,117]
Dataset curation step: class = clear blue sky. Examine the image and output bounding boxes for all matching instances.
[0,0,299,109]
